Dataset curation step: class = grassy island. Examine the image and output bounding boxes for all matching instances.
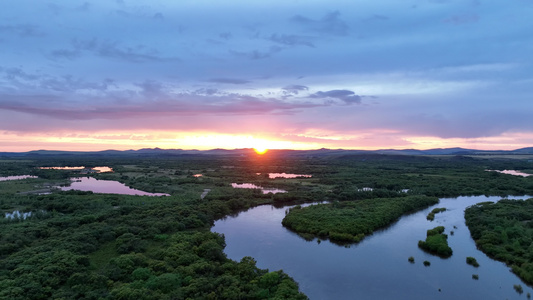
[282,195,439,243]
[426,207,447,221]
[418,226,453,257]
[465,198,533,285]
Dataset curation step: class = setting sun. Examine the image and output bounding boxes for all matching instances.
[253,147,268,155]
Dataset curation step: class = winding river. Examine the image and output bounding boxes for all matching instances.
[212,196,533,300]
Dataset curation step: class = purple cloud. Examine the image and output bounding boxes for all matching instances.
[310,90,362,104]
[208,78,251,84]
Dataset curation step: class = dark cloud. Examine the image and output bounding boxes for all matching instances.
[219,32,232,40]
[0,24,45,37]
[230,46,282,60]
[0,91,322,120]
[290,11,349,36]
[443,14,479,25]
[368,14,389,21]
[135,80,166,98]
[3,68,41,81]
[310,89,362,104]
[282,85,309,95]
[49,49,81,60]
[1,67,113,93]
[268,34,315,47]
[208,78,251,84]
[71,38,179,63]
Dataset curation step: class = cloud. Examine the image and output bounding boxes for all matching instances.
[309,90,363,104]
[0,88,324,121]
[368,14,389,21]
[443,13,479,25]
[0,24,45,37]
[268,34,315,47]
[282,85,309,95]
[229,46,283,60]
[69,38,179,63]
[208,78,251,84]
[290,11,349,36]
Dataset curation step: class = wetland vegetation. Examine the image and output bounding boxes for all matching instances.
[1,150,533,299]
[465,198,533,285]
[417,226,453,258]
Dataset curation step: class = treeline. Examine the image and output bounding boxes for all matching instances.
[0,192,307,299]
[465,198,533,285]
[281,195,439,243]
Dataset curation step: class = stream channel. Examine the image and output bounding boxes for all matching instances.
[212,195,533,300]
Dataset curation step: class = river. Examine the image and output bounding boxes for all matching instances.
[212,195,533,300]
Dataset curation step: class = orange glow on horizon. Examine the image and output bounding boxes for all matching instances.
[1,130,533,152]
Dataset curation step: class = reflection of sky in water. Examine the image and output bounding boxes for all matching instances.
[267,173,312,179]
[231,183,287,194]
[61,177,169,196]
[0,175,37,181]
[489,170,531,177]
[5,210,32,219]
[39,166,113,172]
[213,195,533,300]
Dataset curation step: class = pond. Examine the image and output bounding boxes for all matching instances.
[212,195,533,300]
[487,170,531,177]
[39,166,113,173]
[4,210,47,220]
[4,210,33,219]
[231,183,287,194]
[0,175,38,181]
[266,173,312,179]
[59,177,170,196]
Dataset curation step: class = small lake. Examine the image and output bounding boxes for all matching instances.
[487,170,531,177]
[3,210,47,220]
[39,166,113,173]
[266,173,312,179]
[60,177,169,196]
[213,195,533,300]
[4,210,33,219]
[231,183,287,194]
[0,175,38,181]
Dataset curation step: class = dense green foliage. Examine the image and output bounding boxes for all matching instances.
[426,207,446,221]
[0,191,307,299]
[1,152,533,298]
[466,256,479,267]
[418,226,453,257]
[465,198,533,285]
[282,196,439,243]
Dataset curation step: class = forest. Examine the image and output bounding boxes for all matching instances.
[465,198,533,285]
[282,195,438,243]
[1,151,533,299]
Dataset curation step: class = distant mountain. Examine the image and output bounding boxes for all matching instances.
[1,147,533,157]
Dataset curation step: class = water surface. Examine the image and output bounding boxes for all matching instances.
[267,173,312,179]
[60,177,169,196]
[231,183,287,194]
[487,170,531,177]
[0,175,37,181]
[213,195,533,300]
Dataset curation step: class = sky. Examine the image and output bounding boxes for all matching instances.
[1,0,533,152]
